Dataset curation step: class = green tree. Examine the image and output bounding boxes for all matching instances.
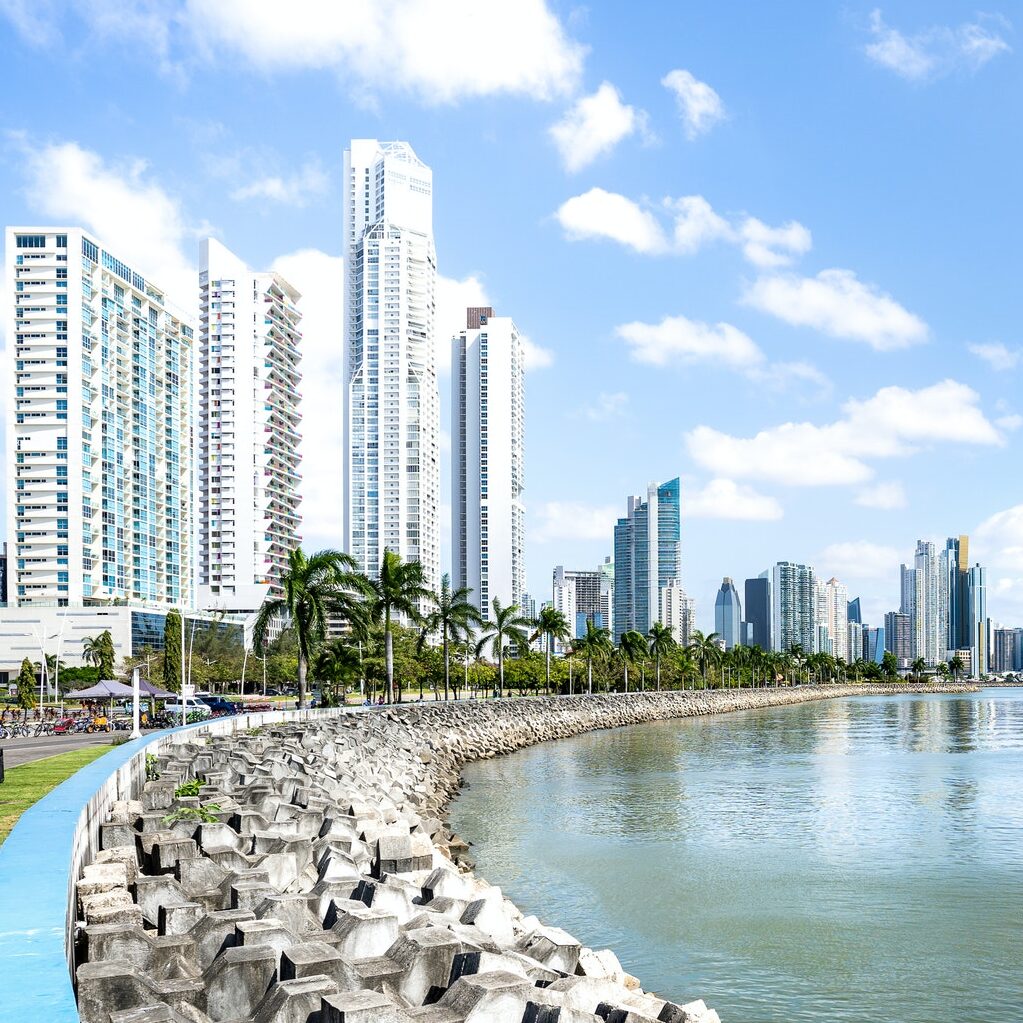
[82,634,105,670]
[253,547,369,708]
[95,630,115,679]
[910,656,927,682]
[475,598,532,694]
[365,550,432,703]
[163,611,183,692]
[881,650,900,681]
[646,622,676,692]
[572,621,613,695]
[948,654,966,683]
[531,606,571,695]
[618,630,647,692]
[418,573,482,701]
[313,639,363,705]
[16,657,37,717]
[687,630,722,685]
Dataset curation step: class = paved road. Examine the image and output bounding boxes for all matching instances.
[0,732,119,769]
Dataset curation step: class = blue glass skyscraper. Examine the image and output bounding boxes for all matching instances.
[714,577,742,649]
[613,478,681,636]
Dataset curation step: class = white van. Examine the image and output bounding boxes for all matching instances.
[163,696,212,718]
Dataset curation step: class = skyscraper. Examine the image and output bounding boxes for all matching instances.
[943,535,971,654]
[342,140,439,595]
[884,611,913,667]
[659,580,695,646]
[744,573,772,650]
[771,561,815,653]
[847,597,862,625]
[613,478,681,635]
[197,239,303,612]
[5,227,193,608]
[819,577,849,660]
[714,577,742,649]
[552,565,604,641]
[452,307,524,621]
[967,564,988,675]
[907,541,944,666]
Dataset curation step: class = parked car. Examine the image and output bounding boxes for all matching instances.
[162,696,212,718]
[199,696,237,716]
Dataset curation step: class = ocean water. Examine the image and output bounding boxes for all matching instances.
[449,689,1023,1022]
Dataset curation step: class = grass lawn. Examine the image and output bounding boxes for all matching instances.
[0,744,113,845]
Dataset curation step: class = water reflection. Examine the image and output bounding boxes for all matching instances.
[451,690,1023,1023]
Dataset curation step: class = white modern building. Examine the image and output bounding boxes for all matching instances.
[5,227,193,611]
[659,580,695,647]
[552,566,578,654]
[772,561,816,653]
[905,540,945,666]
[197,239,302,613]
[817,576,849,660]
[452,307,524,621]
[342,140,440,596]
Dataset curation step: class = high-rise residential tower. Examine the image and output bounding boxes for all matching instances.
[552,565,604,642]
[884,611,913,666]
[907,540,945,666]
[613,478,681,635]
[5,227,193,607]
[714,577,742,649]
[967,564,988,675]
[771,561,815,653]
[819,577,849,660]
[342,140,439,594]
[659,580,695,646]
[744,573,772,650]
[197,239,302,612]
[452,307,524,621]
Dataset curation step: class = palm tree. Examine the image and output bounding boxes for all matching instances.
[531,606,571,695]
[618,630,647,692]
[418,573,482,701]
[687,630,721,686]
[253,547,367,708]
[674,647,698,691]
[881,650,900,681]
[572,621,613,694]
[647,622,676,691]
[475,598,532,694]
[948,654,966,683]
[82,634,105,670]
[365,549,433,704]
[910,656,927,683]
[313,639,362,705]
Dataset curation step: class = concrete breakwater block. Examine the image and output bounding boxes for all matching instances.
[79,688,936,1021]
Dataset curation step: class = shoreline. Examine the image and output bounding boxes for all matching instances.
[73,684,976,1023]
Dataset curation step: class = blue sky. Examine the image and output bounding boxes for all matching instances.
[1,1,1021,630]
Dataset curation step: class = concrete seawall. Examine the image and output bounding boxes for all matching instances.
[0,684,977,1023]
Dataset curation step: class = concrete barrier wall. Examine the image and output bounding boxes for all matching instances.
[0,686,976,1022]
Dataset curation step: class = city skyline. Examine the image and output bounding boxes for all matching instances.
[0,4,1021,636]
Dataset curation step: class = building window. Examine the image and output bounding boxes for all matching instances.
[15,234,46,248]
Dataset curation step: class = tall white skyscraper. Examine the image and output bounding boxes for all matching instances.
[5,227,193,607]
[772,561,816,653]
[197,239,302,612]
[817,577,849,660]
[343,140,439,594]
[452,307,525,620]
[909,540,944,665]
[552,566,578,654]
[659,580,695,646]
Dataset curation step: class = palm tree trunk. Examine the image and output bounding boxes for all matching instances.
[298,651,308,709]
[588,656,593,695]
[385,608,394,704]
[656,654,661,691]
[443,631,449,702]
[545,635,551,696]
[498,646,504,696]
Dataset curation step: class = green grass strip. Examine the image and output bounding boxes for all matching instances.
[0,744,112,845]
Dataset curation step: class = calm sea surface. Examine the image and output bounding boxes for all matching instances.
[449,689,1023,1022]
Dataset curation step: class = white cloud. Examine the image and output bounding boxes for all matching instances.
[744,268,928,351]
[616,314,829,394]
[661,69,725,139]
[13,137,197,302]
[549,81,645,172]
[270,248,344,550]
[666,196,733,253]
[555,188,667,254]
[739,217,813,268]
[533,501,619,543]
[865,9,1011,81]
[855,481,907,510]
[686,479,783,521]
[2,0,585,103]
[969,341,1020,371]
[996,413,1023,432]
[617,314,763,370]
[575,391,629,422]
[974,505,1023,622]
[686,379,1003,487]
[520,334,555,370]
[555,189,809,268]
[230,159,329,206]
[818,541,903,581]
